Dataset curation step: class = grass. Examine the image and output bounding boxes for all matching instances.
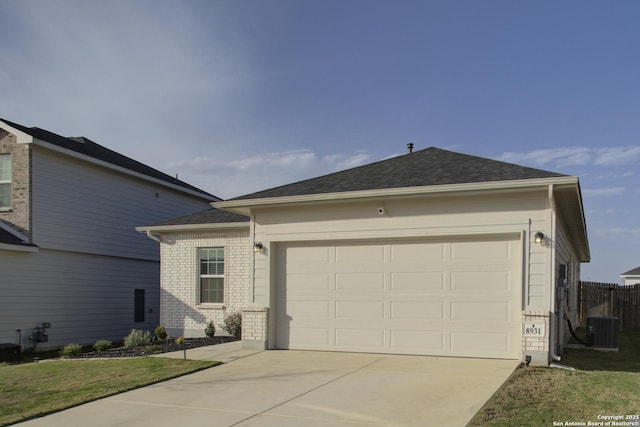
[468,331,640,426]
[0,357,219,426]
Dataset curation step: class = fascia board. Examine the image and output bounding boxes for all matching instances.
[0,121,34,144]
[32,139,215,201]
[136,222,250,233]
[0,243,39,253]
[214,176,579,213]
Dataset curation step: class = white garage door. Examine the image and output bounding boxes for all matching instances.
[275,235,522,359]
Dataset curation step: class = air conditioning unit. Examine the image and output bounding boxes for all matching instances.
[0,343,21,362]
[586,317,619,348]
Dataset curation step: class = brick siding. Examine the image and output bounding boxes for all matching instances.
[0,130,32,238]
[159,229,251,337]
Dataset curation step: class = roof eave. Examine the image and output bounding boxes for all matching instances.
[136,222,250,233]
[215,176,580,215]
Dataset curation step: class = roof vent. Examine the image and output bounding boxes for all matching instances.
[407,143,414,154]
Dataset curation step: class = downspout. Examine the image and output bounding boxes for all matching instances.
[548,184,561,361]
[146,230,161,243]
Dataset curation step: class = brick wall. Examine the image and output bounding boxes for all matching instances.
[159,229,251,337]
[0,130,31,238]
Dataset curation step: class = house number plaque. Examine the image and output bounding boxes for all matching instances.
[523,323,545,337]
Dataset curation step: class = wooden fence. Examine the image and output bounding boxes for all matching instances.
[577,281,640,331]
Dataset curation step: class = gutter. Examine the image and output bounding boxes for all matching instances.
[145,230,161,243]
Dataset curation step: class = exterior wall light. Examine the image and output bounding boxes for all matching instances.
[254,242,264,253]
[534,232,545,245]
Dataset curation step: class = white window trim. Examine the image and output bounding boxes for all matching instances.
[0,153,11,209]
[198,247,225,306]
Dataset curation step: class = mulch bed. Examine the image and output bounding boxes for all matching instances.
[69,336,240,359]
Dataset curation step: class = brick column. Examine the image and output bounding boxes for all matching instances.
[522,310,551,366]
[241,306,268,350]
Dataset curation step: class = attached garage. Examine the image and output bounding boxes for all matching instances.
[275,235,522,358]
[187,146,591,366]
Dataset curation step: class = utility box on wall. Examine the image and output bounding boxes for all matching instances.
[586,317,619,348]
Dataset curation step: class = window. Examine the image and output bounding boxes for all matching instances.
[199,248,224,303]
[0,154,11,208]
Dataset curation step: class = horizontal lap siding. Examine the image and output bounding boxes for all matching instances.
[32,147,211,261]
[0,249,160,348]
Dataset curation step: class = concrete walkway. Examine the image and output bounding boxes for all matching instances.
[16,342,519,427]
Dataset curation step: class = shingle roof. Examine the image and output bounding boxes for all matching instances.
[231,147,567,200]
[1,118,216,199]
[621,266,640,276]
[0,225,36,248]
[150,207,249,227]
[0,227,26,245]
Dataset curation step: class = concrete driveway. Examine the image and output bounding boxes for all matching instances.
[16,348,518,427]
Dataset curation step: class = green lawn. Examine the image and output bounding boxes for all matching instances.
[0,358,219,426]
[468,331,640,426]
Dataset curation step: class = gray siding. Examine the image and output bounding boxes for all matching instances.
[32,147,210,261]
[0,249,160,349]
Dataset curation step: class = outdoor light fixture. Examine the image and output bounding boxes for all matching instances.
[254,242,264,253]
[534,232,545,244]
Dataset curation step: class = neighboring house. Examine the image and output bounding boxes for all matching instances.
[620,266,640,286]
[138,147,590,366]
[0,118,216,350]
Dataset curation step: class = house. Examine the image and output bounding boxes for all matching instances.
[0,118,216,350]
[620,266,640,286]
[138,147,590,366]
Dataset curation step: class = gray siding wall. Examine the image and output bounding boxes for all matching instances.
[0,248,160,349]
[31,146,211,261]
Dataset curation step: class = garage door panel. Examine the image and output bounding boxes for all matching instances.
[391,301,445,320]
[286,246,331,263]
[335,244,384,262]
[451,301,512,321]
[286,300,330,317]
[390,242,445,262]
[451,239,512,260]
[391,272,445,290]
[450,271,511,291]
[335,328,384,347]
[277,236,521,359]
[287,273,330,290]
[335,301,384,318]
[288,327,329,346]
[336,272,384,290]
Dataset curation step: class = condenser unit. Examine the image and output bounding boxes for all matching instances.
[586,317,619,348]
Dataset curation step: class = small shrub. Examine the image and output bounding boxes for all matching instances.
[124,329,152,348]
[205,321,216,338]
[144,344,161,354]
[222,312,242,337]
[94,339,112,352]
[154,325,167,340]
[175,336,185,346]
[61,343,83,357]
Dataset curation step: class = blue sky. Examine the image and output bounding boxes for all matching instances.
[0,0,638,282]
